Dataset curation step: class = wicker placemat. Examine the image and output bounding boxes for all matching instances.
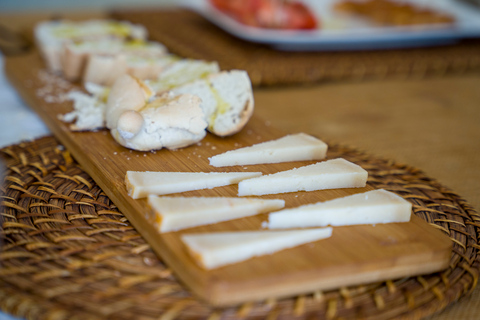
[111,8,480,86]
[0,135,478,320]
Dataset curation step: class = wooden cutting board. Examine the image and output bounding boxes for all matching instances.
[4,51,452,307]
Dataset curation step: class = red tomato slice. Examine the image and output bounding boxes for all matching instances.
[283,3,318,29]
[209,0,319,30]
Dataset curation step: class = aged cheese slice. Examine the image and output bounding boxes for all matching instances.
[268,189,412,229]
[126,171,262,199]
[209,133,328,167]
[237,158,367,196]
[182,228,332,269]
[147,196,285,232]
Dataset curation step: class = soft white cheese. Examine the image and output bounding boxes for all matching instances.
[126,171,262,199]
[60,90,106,131]
[147,196,285,232]
[209,133,328,167]
[268,189,412,229]
[181,227,332,269]
[112,93,208,151]
[237,158,367,196]
[171,70,254,137]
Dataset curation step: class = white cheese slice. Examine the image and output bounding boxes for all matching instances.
[147,196,285,232]
[182,227,332,269]
[268,189,412,229]
[208,133,328,167]
[126,171,262,199]
[237,158,367,196]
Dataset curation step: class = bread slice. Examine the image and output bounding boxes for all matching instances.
[82,54,128,86]
[81,42,173,85]
[149,67,255,137]
[124,55,177,82]
[181,228,332,269]
[147,196,285,232]
[268,189,411,229]
[237,158,368,196]
[35,19,147,73]
[61,39,168,82]
[171,70,254,136]
[126,171,262,199]
[60,39,124,81]
[209,133,328,167]
[146,59,220,93]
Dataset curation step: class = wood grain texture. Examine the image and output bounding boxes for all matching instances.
[4,51,452,306]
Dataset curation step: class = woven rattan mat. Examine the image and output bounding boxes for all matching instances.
[0,136,478,320]
[111,9,480,86]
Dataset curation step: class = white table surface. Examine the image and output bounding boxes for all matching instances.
[0,53,38,319]
[0,53,50,149]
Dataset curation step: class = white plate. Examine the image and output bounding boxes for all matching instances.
[186,0,480,51]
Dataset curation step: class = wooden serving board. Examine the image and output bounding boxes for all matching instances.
[5,51,452,307]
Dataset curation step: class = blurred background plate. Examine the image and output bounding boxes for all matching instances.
[188,0,480,51]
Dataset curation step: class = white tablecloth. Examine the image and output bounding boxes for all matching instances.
[0,53,50,149]
[0,53,48,320]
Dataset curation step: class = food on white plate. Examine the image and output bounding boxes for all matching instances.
[61,38,170,83]
[147,195,285,232]
[334,0,455,27]
[209,0,318,30]
[237,158,368,196]
[35,19,147,73]
[126,171,262,199]
[59,82,109,131]
[181,227,332,269]
[268,189,411,229]
[171,69,254,136]
[209,133,327,167]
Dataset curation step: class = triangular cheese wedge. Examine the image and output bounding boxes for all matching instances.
[268,189,412,229]
[126,171,262,199]
[182,228,332,269]
[147,196,285,232]
[209,133,328,167]
[237,158,367,196]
